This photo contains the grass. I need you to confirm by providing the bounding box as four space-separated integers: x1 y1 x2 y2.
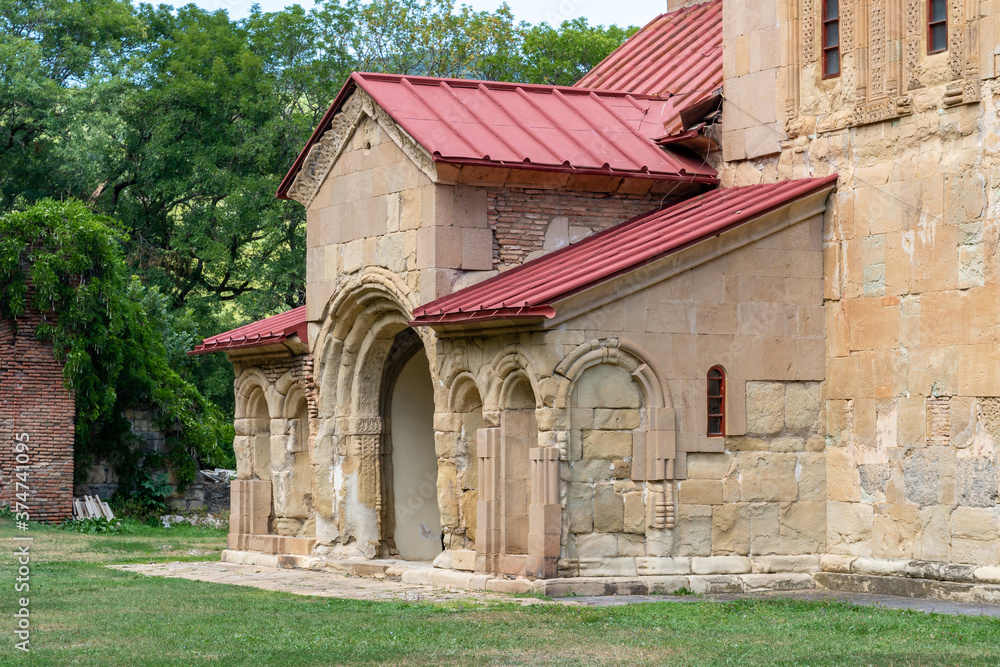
3 517 1000 665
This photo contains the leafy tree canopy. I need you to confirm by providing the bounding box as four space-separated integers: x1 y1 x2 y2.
0 0 636 479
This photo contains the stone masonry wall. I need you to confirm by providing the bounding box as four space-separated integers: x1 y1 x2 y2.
719 0 1000 570
432 207 829 577
0 298 74 522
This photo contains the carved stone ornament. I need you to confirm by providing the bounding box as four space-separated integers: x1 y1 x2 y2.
286 89 438 208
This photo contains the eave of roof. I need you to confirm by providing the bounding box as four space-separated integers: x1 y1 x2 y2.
276 72 718 200
188 306 308 356
410 175 839 328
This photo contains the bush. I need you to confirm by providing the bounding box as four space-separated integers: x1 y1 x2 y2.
60 517 126 534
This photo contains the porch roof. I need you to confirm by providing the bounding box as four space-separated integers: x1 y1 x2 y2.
188 306 307 356
277 72 719 200
410 175 839 328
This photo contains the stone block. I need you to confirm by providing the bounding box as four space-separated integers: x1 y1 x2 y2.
575 532 619 559
635 557 692 576
741 573 815 592
592 484 624 533
820 554 855 573
713 503 750 554
677 504 713 557
827 501 874 556
623 492 646 534
950 506 998 541
678 479 723 505
593 408 640 430
751 555 821 574
686 452 735 479
691 556 752 575
582 430 633 460
647 576 692 594
785 382 822 433
745 382 785 435
779 501 826 554
737 453 798 502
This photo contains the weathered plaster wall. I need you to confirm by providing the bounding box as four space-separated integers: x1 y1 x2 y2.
719 0 1000 570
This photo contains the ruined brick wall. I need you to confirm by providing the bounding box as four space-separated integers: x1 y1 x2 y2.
487 188 668 269
0 298 74 522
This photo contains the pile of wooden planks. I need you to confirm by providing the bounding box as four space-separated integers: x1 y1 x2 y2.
72 495 115 521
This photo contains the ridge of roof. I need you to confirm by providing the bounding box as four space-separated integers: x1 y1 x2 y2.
188 305 307 356
411 175 839 328
277 72 717 200
574 0 723 134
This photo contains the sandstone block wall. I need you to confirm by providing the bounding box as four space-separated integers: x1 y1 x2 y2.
718 0 1000 571
0 301 74 522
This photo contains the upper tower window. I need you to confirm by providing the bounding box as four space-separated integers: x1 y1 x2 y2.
928 0 948 54
822 0 840 78
707 367 725 437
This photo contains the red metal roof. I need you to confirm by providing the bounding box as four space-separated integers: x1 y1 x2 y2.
411 175 838 327
277 73 717 199
575 0 723 129
188 306 307 355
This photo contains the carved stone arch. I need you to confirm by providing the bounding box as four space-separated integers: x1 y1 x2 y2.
484 346 542 413
447 371 487 414
348 310 413 418
556 338 676 488
554 338 671 412
235 368 277 419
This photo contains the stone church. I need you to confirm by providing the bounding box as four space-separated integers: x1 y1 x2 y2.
193 0 1000 596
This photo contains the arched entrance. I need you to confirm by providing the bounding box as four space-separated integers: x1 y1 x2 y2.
387 346 442 560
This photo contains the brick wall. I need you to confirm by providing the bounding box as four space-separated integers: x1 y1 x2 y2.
487 188 670 268
0 293 75 522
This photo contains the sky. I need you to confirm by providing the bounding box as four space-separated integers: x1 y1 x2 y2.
152 0 669 28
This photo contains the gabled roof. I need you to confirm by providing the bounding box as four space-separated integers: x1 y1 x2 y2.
576 0 723 103
188 306 307 355
411 175 839 328
277 73 718 199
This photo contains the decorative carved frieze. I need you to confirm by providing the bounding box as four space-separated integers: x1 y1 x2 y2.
285 89 438 209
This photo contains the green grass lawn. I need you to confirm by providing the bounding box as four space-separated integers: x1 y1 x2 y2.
3 517 1000 666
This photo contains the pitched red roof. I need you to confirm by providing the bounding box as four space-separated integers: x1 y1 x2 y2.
188 306 307 355
576 0 723 103
277 73 717 199
411 176 838 327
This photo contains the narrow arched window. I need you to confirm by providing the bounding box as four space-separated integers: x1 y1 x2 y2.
928 0 948 54
707 367 725 437
822 0 840 78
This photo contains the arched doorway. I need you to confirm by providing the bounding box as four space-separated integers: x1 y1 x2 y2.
387 341 442 560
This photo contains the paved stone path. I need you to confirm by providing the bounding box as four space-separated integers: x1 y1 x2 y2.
112 561 1000 617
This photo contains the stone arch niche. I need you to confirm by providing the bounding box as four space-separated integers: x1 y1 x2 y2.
381 329 442 561
555 339 678 577
230 379 275 541
271 387 313 537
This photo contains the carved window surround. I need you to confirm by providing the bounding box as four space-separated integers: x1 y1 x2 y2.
786 0 980 135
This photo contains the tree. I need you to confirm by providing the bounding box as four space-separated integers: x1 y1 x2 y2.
0 199 233 488
520 18 635 86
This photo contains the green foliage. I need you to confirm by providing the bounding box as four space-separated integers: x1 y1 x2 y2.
60 516 126 534
0 0 634 473
0 199 231 486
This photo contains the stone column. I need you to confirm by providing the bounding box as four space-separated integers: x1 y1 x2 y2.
339 416 384 557
527 446 561 579
229 479 272 549
475 427 500 572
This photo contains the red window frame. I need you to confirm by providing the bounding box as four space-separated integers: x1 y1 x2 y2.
707 367 725 437
928 0 948 54
821 0 840 78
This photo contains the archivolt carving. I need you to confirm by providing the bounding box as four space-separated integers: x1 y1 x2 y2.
553 338 669 411
483 345 542 412
286 89 437 208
